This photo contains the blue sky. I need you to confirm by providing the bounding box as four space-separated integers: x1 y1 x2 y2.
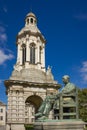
0 0 87 104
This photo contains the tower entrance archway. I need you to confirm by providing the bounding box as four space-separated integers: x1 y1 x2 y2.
25 95 43 123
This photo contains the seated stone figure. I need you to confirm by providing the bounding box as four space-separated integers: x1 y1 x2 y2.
35 75 77 120
35 92 56 120
53 75 76 110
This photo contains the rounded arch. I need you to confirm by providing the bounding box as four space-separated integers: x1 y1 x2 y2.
25 95 43 112
29 43 36 64
30 18 33 24
21 44 26 65
30 42 36 47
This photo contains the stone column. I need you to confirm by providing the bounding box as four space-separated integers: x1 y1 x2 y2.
20 44 23 65
35 46 37 65
17 91 25 123
7 90 12 123
25 37 29 68
37 45 40 66
17 43 20 63
41 45 45 72
11 90 17 122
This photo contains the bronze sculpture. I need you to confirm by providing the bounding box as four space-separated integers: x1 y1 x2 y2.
35 75 77 120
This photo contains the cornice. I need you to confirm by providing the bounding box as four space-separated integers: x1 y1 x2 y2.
4 79 61 89
16 31 46 44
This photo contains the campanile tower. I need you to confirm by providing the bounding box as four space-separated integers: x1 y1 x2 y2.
5 12 60 130
15 12 46 72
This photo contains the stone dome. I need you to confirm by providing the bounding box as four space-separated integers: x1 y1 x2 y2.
10 68 57 84
18 11 41 35
18 24 41 35
26 12 36 19
17 12 45 43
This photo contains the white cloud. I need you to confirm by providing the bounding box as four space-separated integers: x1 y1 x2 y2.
80 61 87 84
80 61 87 72
0 50 14 65
0 33 7 43
0 26 7 44
0 26 14 65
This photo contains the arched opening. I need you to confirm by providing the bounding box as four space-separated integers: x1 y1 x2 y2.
39 46 42 63
22 44 26 65
30 43 36 64
27 18 29 25
25 95 43 123
30 18 33 24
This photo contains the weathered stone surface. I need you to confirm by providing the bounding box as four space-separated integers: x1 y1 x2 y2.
34 120 85 130
6 124 25 130
12 124 25 130
10 68 57 84
0 126 6 130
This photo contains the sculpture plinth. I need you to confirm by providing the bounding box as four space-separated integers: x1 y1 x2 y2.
34 119 85 130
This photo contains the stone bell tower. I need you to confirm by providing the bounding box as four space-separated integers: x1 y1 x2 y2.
15 12 46 72
5 12 61 130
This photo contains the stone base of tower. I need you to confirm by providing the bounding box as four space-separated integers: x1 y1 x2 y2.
6 123 25 130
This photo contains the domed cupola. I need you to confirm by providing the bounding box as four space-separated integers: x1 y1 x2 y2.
25 12 37 27
14 12 46 73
